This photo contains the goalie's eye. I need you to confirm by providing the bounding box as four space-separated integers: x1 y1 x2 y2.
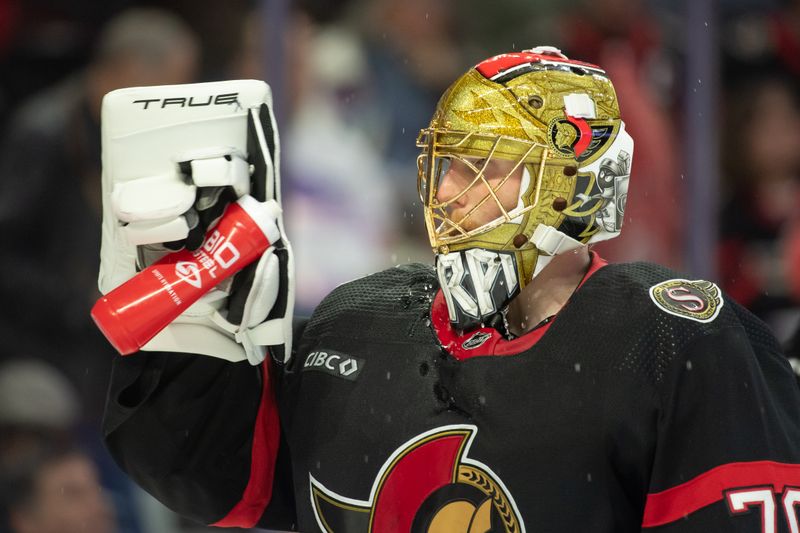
437 157 451 175
462 158 486 173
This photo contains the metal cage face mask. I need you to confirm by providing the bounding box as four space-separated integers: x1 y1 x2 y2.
416 129 551 252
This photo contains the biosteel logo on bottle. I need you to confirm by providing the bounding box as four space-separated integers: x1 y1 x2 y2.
92 195 281 355
175 261 203 289
172 226 243 291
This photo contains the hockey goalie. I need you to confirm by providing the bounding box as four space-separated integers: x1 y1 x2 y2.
98 48 800 532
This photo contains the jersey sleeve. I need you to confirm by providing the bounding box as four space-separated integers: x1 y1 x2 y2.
641 325 800 532
102 350 296 529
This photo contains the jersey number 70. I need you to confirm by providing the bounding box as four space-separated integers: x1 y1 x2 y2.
726 487 800 533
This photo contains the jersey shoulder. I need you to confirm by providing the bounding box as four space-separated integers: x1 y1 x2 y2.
589 261 771 337
303 263 438 342
565 261 783 382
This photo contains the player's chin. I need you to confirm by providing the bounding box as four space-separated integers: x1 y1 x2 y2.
441 209 498 237
460 213 500 232
442 220 479 238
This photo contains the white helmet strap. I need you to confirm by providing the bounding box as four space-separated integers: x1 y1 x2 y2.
529 224 586 276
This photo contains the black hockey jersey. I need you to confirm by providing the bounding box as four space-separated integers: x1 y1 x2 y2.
103 258 800 532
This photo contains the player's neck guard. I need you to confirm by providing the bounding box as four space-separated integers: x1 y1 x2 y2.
436 247 521 331
436 226 588 331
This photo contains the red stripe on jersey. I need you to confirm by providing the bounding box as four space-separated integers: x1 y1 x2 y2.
212 360 281 528
641 461 800 528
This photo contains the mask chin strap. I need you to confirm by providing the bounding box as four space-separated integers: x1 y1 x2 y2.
530 224 586 276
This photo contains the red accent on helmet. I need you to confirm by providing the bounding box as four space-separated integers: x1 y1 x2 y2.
566 114 593 156
475 52 603 80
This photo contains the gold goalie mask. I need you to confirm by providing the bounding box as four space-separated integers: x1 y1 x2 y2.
417 46 634 330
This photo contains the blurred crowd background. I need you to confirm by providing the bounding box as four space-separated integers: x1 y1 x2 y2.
0 0 799 531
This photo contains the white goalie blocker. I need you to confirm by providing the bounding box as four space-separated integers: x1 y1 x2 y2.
99 80 295 364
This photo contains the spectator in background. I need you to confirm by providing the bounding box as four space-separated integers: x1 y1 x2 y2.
0 359 79 464
282 27 398 311
723 0 800 79
233 3 404 311
772 0 800 76
0 358 145 533
556 0 683 269
0 8 199 420
786 215 800 307
0 444 116 533
786 218 800 372
718 71 800 344
357 0 465 249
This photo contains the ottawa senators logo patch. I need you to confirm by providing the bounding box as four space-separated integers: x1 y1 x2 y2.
649 278 724 323
310 425 525 532
547 117 617 163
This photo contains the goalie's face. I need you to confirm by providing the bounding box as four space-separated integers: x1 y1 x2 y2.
417 131 538 253
434 155 524 233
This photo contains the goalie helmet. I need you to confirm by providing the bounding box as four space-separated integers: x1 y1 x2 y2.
417 46 634 329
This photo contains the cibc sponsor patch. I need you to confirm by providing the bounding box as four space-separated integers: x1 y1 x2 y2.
302 350 364 381
649 278 724 323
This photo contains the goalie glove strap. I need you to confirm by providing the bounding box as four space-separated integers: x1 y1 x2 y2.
143 322 248 363
112 173 196 223
182 147 251 198
122 217 191 246
140 308 288 364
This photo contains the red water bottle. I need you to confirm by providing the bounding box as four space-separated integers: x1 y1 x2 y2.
92 195 280 355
